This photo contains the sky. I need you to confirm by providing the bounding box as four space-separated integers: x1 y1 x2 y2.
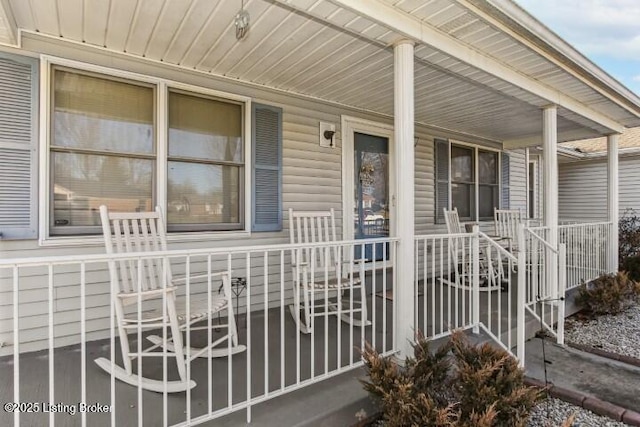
515 0 640 96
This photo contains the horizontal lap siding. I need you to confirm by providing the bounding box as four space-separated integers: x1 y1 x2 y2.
415 131 435 235
506 149 527 213
559 160 607 222
559 156 640 222
0 39 529 355
0 74 350 355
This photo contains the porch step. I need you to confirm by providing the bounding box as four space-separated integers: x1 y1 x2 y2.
210 368 374 427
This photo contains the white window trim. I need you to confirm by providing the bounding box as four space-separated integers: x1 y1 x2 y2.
38 55 252 247
447 139 503 221
526 149 540 220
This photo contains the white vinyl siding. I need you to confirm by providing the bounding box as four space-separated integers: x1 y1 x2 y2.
0 39 528 355
505 149 527 214
559 155 640 222
0 100 348 355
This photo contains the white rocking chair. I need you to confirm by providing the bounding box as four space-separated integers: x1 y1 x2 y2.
288 208 371 334
94 205 245 393
494 208 523 252
442 207 502 292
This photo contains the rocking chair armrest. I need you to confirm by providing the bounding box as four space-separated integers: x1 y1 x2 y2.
340 258 368 268
117 287 176 299
171 270 231 284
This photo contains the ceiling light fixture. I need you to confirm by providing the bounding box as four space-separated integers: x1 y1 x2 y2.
235 0 250 41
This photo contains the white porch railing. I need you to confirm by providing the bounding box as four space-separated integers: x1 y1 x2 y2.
414 230 520 359
559 222 612 289
520 226 567 353
529 222 612 290
0 238 398 427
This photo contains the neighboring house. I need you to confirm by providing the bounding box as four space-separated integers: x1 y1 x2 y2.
558 127 640 222
0 0 639 425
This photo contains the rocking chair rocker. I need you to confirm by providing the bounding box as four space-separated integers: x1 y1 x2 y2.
94 205 245 393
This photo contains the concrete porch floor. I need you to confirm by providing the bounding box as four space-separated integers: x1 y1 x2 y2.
0 271 554 427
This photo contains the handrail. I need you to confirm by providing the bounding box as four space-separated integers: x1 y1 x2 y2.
477 231 517 262
414 232 473 240
524 227 559 254
0 237 400 268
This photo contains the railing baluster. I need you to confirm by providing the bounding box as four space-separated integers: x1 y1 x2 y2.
80 262 87 427
264 251 269 397
245 253 251 422
280 250 285 393
48 264 55 427
13 266 20 427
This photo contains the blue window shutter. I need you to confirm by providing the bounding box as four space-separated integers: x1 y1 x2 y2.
501 152 510 209
252 103 282 232
435 139 449 224
0 53 38 240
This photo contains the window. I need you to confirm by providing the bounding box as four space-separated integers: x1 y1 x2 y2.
51 68 155 235
528 160 537 219
451 145 475 220
48 65 248 237
435 140 506 223
167 90 243 231
478 150 498 219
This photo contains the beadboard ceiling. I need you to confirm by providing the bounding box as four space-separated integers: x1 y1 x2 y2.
1 0 639 144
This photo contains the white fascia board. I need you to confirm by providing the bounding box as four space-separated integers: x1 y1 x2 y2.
486 0 640 110
503 129 602 150
319 0 625 133
558 146 640 161
0 0 17 46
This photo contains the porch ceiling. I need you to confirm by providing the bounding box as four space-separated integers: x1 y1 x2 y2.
2 0 639 144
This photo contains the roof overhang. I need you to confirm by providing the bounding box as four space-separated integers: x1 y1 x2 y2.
1 0 638 145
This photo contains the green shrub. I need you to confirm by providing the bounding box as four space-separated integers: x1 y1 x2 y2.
619 209 640 268
622 255 640 282
361 334 458 427
450 333 540 427
361 331 540 427
576 271 640 315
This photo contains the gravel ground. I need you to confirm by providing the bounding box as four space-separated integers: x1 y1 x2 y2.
371 398 629 426
565 305 640 360
527 398 629 426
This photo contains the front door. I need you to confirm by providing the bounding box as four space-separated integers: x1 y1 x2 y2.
354 132 389 261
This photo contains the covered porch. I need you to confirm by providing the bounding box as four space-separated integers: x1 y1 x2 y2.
1 0 640 426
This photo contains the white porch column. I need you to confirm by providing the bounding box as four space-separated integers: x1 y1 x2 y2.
542 106 558 298
607 134 619 272
393 39 415 360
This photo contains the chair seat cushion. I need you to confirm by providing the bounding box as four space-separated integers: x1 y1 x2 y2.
123 295 229 323
309 276 362 290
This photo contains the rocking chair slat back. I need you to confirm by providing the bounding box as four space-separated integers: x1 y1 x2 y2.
100 205 172 297
443 207 464 234
494 209 522 240
289 208 338 270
